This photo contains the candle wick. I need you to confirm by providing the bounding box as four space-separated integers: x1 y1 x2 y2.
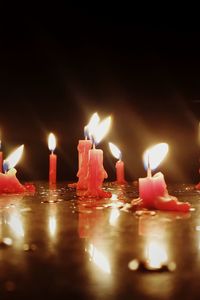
93 143 96 149
147 153 152 177
51 150 54 155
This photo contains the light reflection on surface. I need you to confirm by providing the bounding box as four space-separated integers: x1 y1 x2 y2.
88 244 111 274
49 215 57 237
139 215 169 269
111 193 118 201
145 240 168 269
8 211 24 238
109 208 120 226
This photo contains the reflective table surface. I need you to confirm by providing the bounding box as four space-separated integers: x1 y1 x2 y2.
0 182 199 300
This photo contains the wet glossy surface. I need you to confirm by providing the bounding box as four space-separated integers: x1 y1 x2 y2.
0 182 199 299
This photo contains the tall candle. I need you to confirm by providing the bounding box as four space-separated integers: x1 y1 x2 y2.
77 139 92 189
48 133 57 185
139 143 190 212
85 116 112 198
109 142 126 184
76 113 99 190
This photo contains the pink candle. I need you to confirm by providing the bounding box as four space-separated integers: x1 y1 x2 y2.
2 145 35 194
139 143 190 212
48 133 57 185
85 116 112 198
75 113 99 190
86 147 111 198
77 139 92 189
109 142 126 184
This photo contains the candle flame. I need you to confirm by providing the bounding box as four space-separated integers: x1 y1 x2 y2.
85 112 100 139
143 143 169 171
109 142 122 160
4 145 24 170
92 116 111 145
48 133 56 152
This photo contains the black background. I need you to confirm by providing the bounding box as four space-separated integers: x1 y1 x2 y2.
0 9 199 183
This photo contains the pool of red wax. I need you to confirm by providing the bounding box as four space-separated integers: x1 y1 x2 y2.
0 171 35 194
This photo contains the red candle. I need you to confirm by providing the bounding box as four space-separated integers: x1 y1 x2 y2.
86 147 111 198
116 160 126 184
139 143 190 212
85 116 112 198
48 133 57 185
109 142 126 184
74 113 99 190
1 145 35 194
77 139 92 189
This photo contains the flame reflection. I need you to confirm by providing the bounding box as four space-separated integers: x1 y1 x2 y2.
49 215 57 237
145 240 168 269
109 208 120 226
8 211 24 238
88 244 111 274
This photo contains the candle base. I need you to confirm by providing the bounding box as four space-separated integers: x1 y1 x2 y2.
0 169 35 194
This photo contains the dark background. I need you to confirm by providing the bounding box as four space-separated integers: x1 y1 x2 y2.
0 10 199 183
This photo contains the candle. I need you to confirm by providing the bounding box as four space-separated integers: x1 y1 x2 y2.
48 133 57 185
0 138 3 173
1 145 35 194
76 113 99 190
85 116 112 198
109 142 126 184
139 143 190 212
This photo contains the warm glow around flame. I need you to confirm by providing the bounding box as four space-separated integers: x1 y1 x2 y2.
4 145 24 170
88 244 111 274
48 133 56 152
93 116 111 145
143 143 169 170
109 142 121 160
